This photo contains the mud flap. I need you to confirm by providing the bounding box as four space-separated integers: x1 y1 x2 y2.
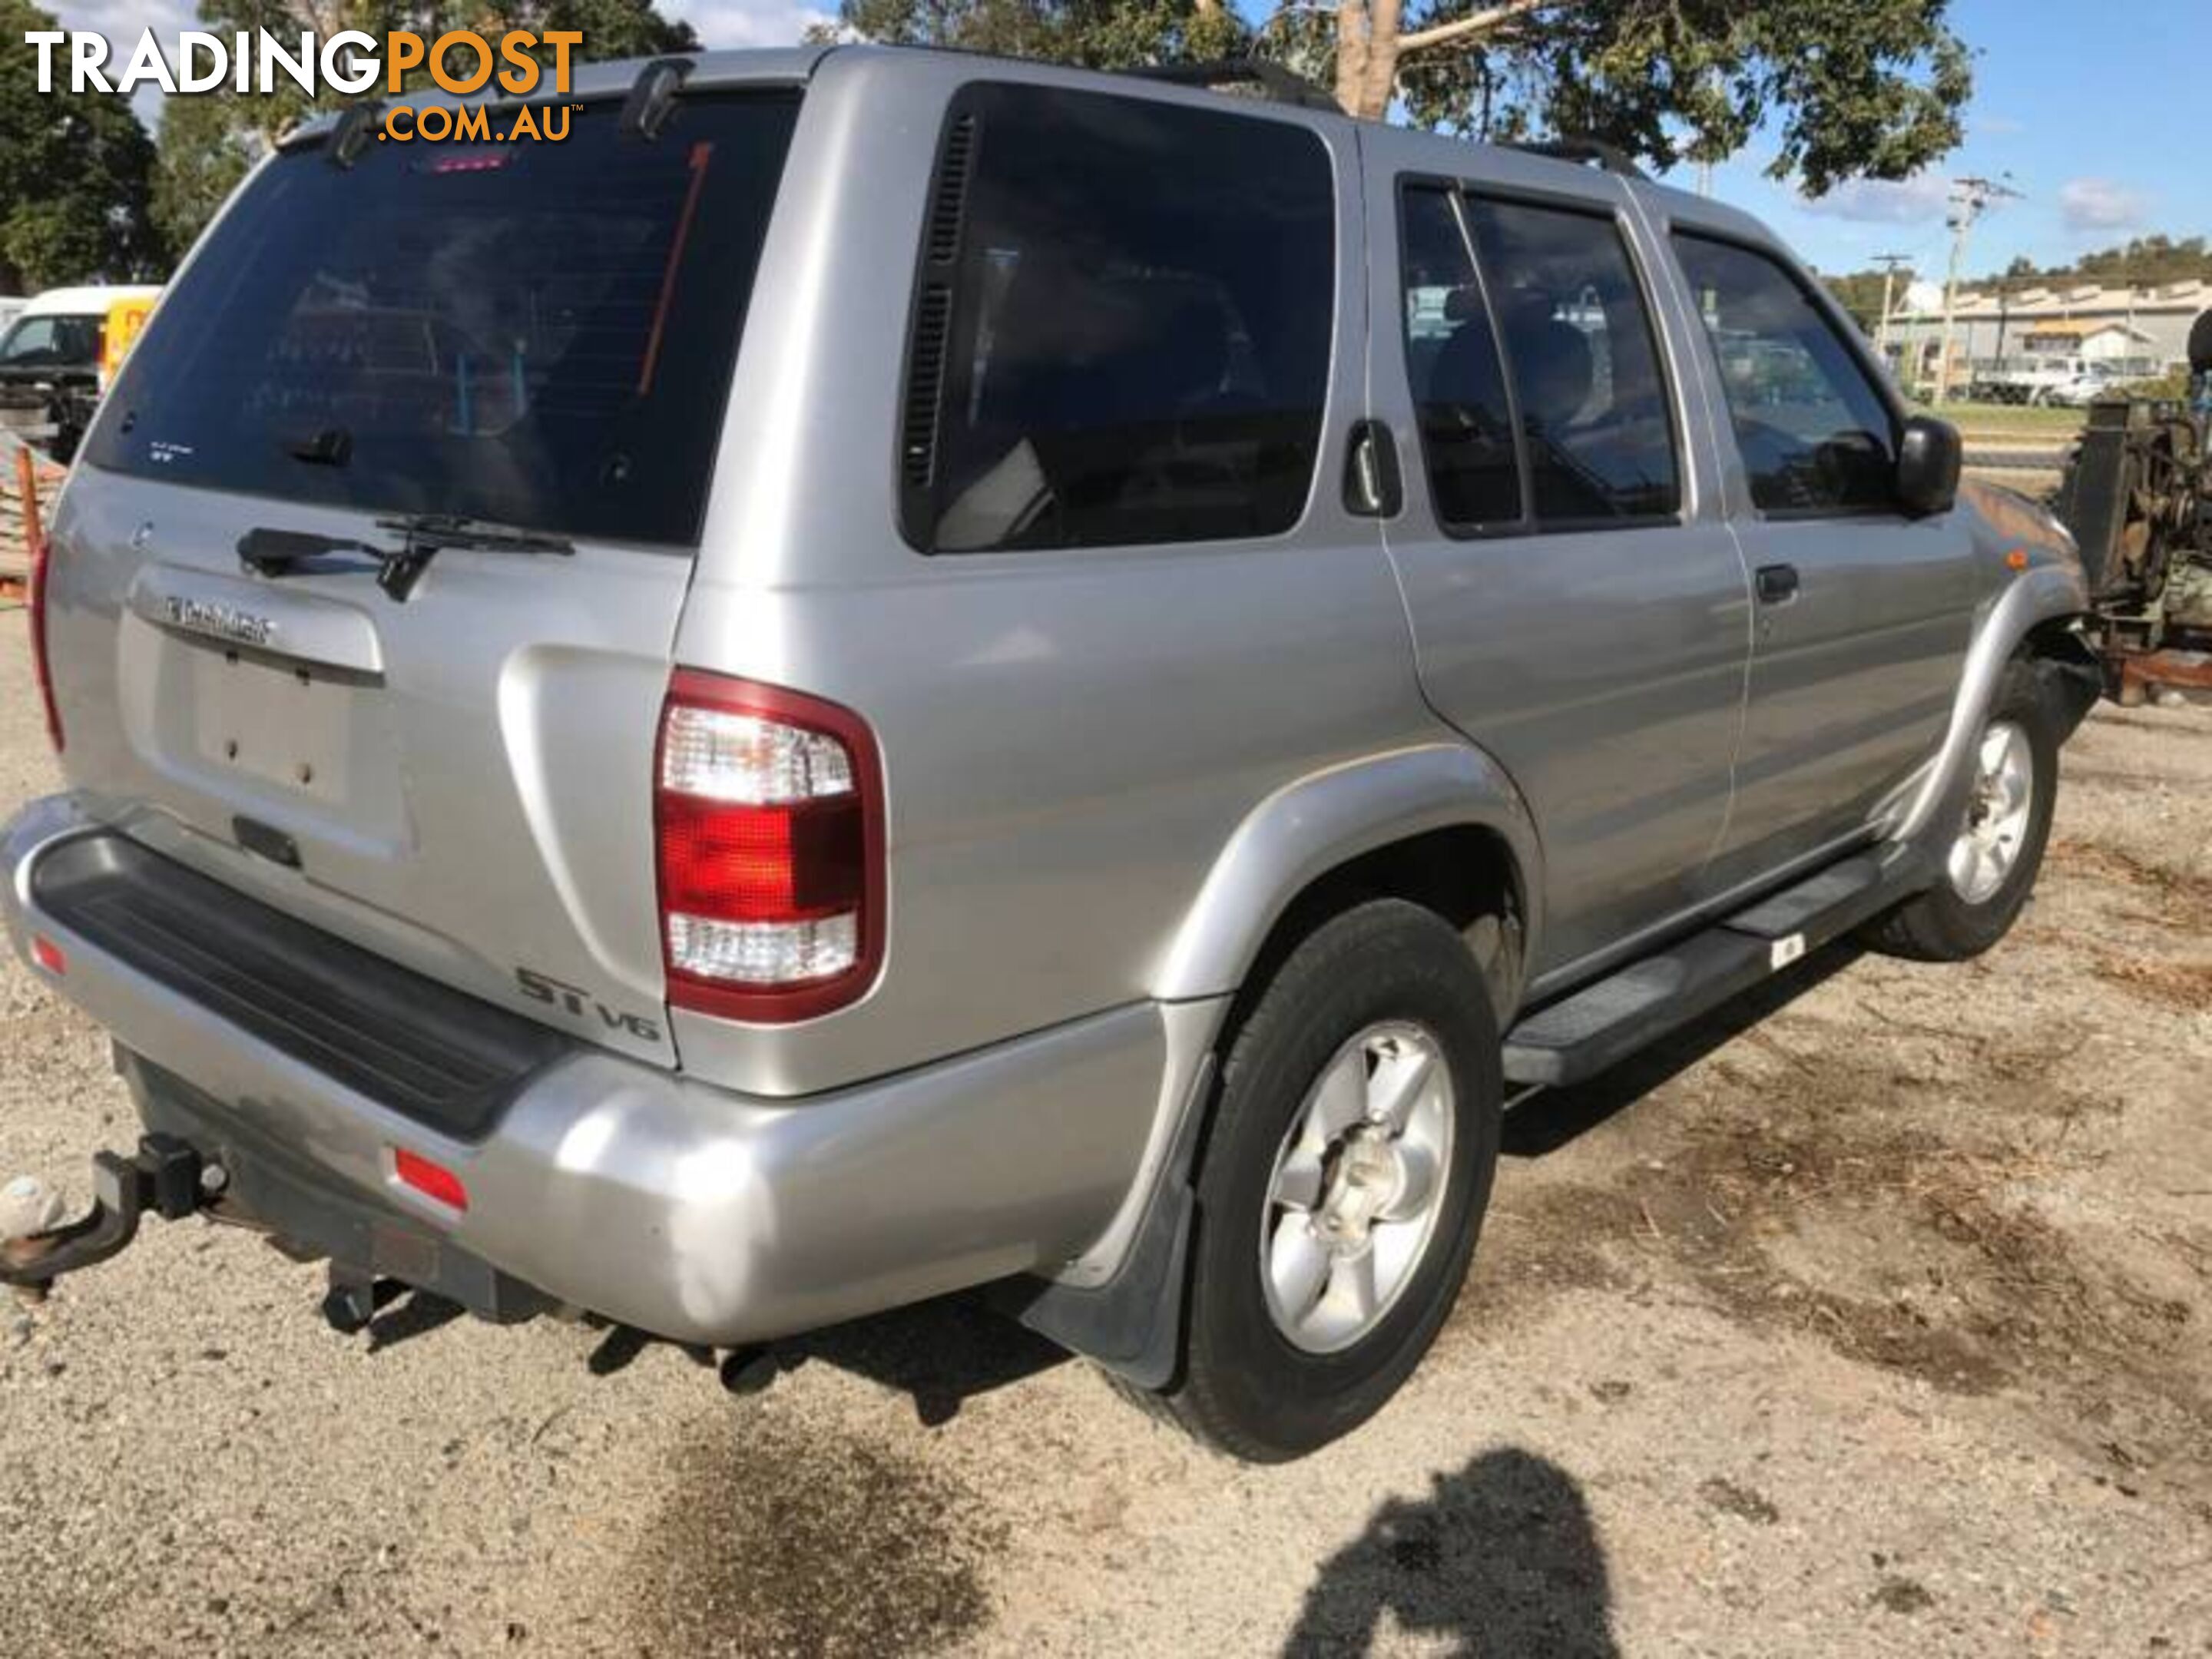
1002 1055 1216 1391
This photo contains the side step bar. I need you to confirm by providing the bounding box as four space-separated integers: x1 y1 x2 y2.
1502 846 1933 1087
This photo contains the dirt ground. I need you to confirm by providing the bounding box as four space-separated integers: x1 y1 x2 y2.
0 622 2207 1657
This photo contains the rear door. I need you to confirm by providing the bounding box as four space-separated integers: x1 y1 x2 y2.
45 90 804 1066
1362 137 1753 980
1662 230 1978 882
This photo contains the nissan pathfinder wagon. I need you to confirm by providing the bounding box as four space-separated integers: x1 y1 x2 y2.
2 48 2097 1460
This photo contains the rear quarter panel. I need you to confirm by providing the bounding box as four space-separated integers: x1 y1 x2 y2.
671 52 1448 1094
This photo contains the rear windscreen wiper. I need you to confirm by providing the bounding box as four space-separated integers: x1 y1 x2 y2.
373 514 575 555
371 515 575 601
284 426 353 466
238 525 391 578
240 516 573 603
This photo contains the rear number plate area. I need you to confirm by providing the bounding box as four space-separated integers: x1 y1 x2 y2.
189 648 354 804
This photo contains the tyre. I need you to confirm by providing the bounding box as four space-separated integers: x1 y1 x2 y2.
1153 899 1502 1462
1864 659 2059 962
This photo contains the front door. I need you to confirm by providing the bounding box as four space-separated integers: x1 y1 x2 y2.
1662 230 1979 883
1363 138 1755 982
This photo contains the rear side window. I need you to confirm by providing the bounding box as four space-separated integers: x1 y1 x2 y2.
1398 187 1520 528
902 84 1336 554
1671 233 1900 515
1462 197 1682 525
86 94 800 545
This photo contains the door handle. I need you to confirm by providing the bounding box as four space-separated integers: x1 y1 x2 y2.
1754 563 1800 605
1343 419 1403 518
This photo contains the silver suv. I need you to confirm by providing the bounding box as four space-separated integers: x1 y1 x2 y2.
2 48 2098 1460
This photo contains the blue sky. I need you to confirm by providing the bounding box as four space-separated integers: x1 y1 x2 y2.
47 0 2207 280
1687 0 2208 279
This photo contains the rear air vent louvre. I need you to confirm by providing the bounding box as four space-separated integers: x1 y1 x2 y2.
926 115 977 267
900 108 980 530
901 283 953 488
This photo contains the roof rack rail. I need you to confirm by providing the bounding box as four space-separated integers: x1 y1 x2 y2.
1124 58 1342 113
1504 138 1648 180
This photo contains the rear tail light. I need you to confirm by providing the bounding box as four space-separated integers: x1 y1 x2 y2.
654 671 885 1022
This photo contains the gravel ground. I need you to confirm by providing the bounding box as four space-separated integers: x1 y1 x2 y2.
1 621 2207 1657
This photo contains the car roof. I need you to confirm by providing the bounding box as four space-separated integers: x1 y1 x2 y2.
19 284 163 316
270 44 1805 259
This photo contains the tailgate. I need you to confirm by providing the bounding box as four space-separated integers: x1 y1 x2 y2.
42 91 803 1065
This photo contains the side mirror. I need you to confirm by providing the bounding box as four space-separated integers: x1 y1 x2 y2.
1897 415 1962 518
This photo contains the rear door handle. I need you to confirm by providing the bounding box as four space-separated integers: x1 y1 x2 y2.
1754 563 1800 605
1343 419 1403 518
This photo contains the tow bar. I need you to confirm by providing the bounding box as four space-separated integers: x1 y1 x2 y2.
0 1134 211 1300
4 1130 782 1390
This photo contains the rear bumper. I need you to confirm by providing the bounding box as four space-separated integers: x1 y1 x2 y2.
3 793 1167 1346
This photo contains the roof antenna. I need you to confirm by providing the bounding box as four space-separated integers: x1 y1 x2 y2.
621 58 694 141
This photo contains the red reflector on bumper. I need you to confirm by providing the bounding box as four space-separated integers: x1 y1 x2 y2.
30 935 65 975
393 1148 468 1212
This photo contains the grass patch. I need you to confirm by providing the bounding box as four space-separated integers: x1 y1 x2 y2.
1910 400 2087 439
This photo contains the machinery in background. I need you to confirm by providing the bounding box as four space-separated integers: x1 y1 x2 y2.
2055 310 2212 706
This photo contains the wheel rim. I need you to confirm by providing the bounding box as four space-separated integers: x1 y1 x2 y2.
1260 1022 1455 1355
1946 719 2035 904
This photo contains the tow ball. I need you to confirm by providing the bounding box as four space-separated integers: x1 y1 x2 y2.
0 1134 213 1300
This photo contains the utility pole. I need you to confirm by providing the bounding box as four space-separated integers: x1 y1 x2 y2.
1933 175 2024 405
1873 252 1912 366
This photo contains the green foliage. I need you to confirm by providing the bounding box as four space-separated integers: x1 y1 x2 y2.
813 0 1246 70
152 0 700 258
0 0 167 290
825 0 1970 194
2118 366 2192 402
1389 0 1970 194
2001 237 2212 290
1824 266 1919 334
151 84 260 260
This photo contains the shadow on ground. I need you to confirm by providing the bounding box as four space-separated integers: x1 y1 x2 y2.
578 1290 1072 1426
1285 1448 1615 1657
783 1293 1071 1425
584 942 1874 1429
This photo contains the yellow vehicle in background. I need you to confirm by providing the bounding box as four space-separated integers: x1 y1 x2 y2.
99 292 157 390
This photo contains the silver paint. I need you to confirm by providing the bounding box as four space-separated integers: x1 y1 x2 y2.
5 48 2096 1336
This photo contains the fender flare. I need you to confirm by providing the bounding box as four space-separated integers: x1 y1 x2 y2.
1021 743 1542 1381
1893 562 2091 846
1149 741 1546 1003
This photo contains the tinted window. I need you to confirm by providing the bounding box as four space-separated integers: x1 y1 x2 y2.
1399 187 1520 528
85 95 800 545
1463 198 1681 524
909 85 1334 553
1672 234 1899 515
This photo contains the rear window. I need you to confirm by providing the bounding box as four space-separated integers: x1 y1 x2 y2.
902 83 1336 554
87 94 800 545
